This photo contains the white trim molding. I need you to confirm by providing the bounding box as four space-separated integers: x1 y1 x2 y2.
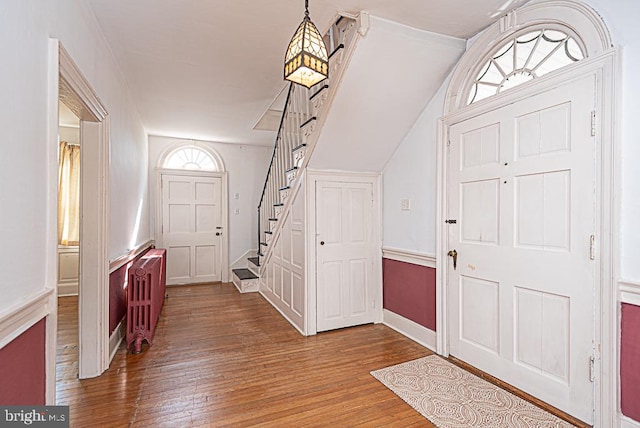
382 247 436 268
621 415 640 428
108 318 126 363
109 240 156 273
0 289 54 350
47 39 112 399
383 309 437 352
620 279 640 307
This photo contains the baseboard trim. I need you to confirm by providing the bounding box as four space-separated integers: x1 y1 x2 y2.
382 247 436 268
621 415 640 428
57 283 78 297
109 317 126 362
383 309 437 352
0 288 53 349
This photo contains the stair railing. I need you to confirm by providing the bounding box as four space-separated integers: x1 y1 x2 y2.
257 14 359 261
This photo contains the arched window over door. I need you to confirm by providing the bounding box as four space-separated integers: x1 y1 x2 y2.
467 27 585 105
162 146 222 171
444 0 612 113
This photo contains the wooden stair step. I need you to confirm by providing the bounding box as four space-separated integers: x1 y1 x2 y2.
232 268 258 281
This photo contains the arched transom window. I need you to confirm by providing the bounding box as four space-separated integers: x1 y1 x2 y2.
467 28 585 105
163 146 219 171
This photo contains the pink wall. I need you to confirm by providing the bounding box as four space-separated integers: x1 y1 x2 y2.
382 258 436 331
621 303 640 422
0 319 46 405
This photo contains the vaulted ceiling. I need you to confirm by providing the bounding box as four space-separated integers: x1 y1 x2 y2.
88 0 527 146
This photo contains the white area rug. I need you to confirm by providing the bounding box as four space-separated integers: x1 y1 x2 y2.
371 355 575 428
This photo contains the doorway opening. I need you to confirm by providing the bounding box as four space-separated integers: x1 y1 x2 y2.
48 41 110 402
56 100 81 389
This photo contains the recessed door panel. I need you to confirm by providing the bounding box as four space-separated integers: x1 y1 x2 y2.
460 275 500 354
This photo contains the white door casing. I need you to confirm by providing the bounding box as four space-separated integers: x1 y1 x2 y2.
160 172 226 285
316 179 377 332
447 75 596 422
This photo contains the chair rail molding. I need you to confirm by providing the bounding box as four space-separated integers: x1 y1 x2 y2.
620 279 640 307
382 247 436 268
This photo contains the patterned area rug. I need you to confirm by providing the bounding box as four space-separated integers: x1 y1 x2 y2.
371 355 575 428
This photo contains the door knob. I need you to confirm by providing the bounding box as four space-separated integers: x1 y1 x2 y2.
320 241 325 245
216 232 221 236
447 249 457 270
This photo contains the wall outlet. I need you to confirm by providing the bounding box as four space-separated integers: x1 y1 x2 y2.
234 208 240 215
401 198 411 211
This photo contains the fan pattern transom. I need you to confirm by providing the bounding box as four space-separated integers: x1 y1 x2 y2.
467 28 585 105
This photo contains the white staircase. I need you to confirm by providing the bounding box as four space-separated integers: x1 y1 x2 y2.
247 13 363 279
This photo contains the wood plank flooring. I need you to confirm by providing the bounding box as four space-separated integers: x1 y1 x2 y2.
56 283 434 427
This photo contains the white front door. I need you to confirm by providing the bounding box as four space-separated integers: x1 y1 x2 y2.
447 76 596 423
316 180 376 332
161 174 223 285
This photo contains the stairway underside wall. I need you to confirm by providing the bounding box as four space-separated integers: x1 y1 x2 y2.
260 180 306 333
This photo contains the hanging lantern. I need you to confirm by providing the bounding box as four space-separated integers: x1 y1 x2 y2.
284 0 329 88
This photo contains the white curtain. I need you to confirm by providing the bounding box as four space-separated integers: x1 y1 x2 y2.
58 141 80 246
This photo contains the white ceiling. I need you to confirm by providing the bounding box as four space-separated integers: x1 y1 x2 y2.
87 0 528 146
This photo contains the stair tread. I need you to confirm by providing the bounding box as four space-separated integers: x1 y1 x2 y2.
248 257 260 267
232 268 258 280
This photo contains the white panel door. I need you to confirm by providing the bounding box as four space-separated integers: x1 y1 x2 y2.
161 174 222 285
447 76 596 423
316 181 375 332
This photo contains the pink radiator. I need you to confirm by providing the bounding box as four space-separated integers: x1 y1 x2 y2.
126 248 166 353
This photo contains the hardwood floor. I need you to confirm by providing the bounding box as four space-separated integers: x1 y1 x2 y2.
56 283 434 427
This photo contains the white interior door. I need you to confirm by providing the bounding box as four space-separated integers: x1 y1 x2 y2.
161 174 222 285
316 180 376 332
447 76 597 423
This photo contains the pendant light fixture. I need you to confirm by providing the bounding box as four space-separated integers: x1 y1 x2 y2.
284 0 329 88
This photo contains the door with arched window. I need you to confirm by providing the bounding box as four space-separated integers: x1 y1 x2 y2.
439 1 616 424
158 146 228 285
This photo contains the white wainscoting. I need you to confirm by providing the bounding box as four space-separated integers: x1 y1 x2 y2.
57 245 79 296
383 309 437 352
382 246 436 268
260 182 305 334
620 279 640 307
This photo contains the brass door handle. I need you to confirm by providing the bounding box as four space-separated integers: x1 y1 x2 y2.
447 249 457 270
